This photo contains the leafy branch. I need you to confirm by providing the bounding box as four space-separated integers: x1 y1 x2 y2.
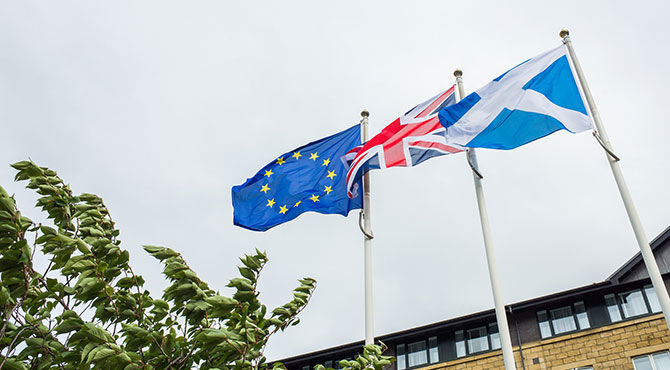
0 161 317 369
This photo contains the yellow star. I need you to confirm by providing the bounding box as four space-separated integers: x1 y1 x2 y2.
326 170 337 180
260 184 270 194
264 169 273 177
293 200 301 207
323 185 332 195
279 205 288 214
309 152 319 161
292 151 302 160
276 157 286 165
322 158 330 166
309 194 320 202
266 198 275 208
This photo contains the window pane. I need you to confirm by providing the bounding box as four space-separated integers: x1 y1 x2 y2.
605 294 622 322
645 286 662 313
455 330 466 357
575 312 590 330
467 327 489 354
407 341 427 367
489 323 501 350
428 337 439 363
573 367 594 370
619 290 649 318
537 310 552 338
633 356 653 370
574 302 590 330
396 344 406 370
550 306 577 334
652 351 670 369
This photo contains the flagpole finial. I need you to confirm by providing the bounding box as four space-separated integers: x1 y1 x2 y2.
454 69 463 78
559 29 570 38
361 110 370 118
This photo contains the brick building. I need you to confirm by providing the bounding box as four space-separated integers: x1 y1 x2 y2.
278 226 670 369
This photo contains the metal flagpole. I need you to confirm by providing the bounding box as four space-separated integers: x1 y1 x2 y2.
454 70 517 370
561 29 670 330
360 110 375 345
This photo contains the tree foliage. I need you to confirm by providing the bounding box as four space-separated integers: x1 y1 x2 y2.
0 161 317 369
315 343 393 370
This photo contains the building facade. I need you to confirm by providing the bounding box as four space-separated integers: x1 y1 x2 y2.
278 226 670 370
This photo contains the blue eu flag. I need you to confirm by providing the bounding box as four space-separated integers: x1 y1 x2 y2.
232 125 363 231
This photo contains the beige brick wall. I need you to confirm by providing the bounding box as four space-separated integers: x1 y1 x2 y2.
421 314 670 370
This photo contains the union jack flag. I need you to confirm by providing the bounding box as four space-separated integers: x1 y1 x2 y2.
346 86 463 197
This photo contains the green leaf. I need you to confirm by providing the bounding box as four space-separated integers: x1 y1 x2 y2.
1 357 27 370
227 278 253 291
87 345 115 363
17 240 31 263
54 318 83 334
238 267 256 281
115 277 135 289
143 245 180 260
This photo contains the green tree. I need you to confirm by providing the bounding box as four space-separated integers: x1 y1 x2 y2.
315 343 393 370
0 161 316 369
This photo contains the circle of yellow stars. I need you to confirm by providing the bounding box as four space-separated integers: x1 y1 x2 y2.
259 150 338 216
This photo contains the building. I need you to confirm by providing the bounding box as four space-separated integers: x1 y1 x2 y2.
278 226 670 369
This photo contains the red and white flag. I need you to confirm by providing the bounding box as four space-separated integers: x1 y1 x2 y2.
345 86 463 197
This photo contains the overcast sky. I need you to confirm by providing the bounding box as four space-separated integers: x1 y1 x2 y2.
1 0 669 361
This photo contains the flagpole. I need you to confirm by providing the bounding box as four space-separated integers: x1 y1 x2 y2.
561 29 670 330
360 110 375 345
454 71 516 370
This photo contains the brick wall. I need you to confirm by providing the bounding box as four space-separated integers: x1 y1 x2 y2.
421 314 670 369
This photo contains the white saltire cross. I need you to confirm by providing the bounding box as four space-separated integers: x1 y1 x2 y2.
445 45 592 146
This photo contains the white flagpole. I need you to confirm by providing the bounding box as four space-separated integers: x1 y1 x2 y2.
454 71 517 370
561 29 670 329
360 110 375 345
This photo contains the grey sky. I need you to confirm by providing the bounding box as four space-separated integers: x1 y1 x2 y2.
1 0 668 361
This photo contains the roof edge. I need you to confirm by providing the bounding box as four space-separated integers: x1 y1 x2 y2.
607 225 670 283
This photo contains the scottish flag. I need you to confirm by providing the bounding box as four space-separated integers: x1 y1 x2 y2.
438 45 592 149
232 125 363 232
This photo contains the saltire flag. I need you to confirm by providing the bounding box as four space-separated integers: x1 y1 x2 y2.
345 86 463 197
438 45 592 150
232 125 363 231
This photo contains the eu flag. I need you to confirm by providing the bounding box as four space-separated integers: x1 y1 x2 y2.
232 125 363 231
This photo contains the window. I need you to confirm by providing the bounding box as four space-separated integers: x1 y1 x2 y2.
396 344 406 370
646 286 662 313
428 336 439 364
455 330 466 358
633 350 670 370
396 337 438 369
537 301 590 338
489 323 501 350
574 302 590 330
467 326 489 353
407 341 427 367
605 285 662 322
606 294 622 322
621 290 648 317
550 306 577 334
571 367 594 370
455 323 500 357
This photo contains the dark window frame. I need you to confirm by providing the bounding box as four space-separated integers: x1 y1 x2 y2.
536 301 590 339
606 284 660 323
454 322 501 358
395 336 439 369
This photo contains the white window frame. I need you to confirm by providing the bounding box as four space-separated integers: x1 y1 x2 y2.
632 350 670 370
